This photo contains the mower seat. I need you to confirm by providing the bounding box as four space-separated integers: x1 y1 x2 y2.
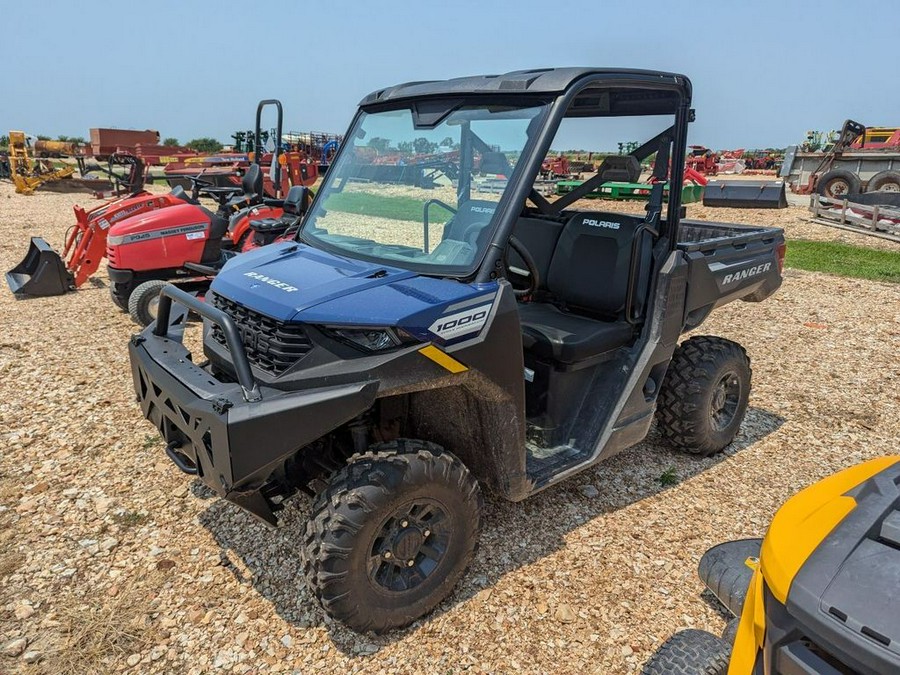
241 164 262 200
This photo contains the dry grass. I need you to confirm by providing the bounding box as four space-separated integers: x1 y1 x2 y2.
35 581 160 675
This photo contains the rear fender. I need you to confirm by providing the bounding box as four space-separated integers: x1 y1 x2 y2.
227 204 283 248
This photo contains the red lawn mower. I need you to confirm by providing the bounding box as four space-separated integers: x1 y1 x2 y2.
115 176 311 326
107 100 312 326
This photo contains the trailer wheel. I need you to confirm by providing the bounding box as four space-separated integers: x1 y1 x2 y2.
867 170 900 193
301 439 483 633
128 279 169 327
656 336 751 456
641 629 729 675
816 169 860 198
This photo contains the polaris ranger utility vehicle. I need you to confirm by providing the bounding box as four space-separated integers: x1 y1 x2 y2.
129 68 786 633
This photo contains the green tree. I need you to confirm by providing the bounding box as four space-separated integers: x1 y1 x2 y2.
69 137 86 146
397 140 414 154
36 135 51 141
367 137 392 153
185 137 223 153
162 137 179 147
412 137 437 155
0 135 9 148
56 135 70 142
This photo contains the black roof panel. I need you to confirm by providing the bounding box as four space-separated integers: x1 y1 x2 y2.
359 68 691 107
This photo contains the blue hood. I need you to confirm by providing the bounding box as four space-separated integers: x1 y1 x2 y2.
211 243 498 340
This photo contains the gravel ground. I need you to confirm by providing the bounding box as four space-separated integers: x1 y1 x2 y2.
1 181 898 674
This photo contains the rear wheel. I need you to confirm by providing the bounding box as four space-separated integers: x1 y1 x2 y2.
301 439 482 633
128 279 169 327
656 336 751 456
867 170 900 193
641 629 729 675
816 169 860 198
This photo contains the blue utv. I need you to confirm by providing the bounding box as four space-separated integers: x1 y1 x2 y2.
129 68 786 632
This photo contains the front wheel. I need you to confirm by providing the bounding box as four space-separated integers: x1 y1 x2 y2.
656 336 751 456
128 279 169 327
641 629 729 675
301 439 483 633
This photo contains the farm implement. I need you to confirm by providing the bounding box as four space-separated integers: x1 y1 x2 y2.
555 168 708 204
6 131 76 195
6 100 303 301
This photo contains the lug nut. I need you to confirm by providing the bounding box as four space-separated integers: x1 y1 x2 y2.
400 520 409 528
407 560 415 567
423 530 431 537
384 551 392 559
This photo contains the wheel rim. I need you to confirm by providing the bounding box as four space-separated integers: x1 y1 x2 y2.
878 182 900 193
367 499 450 593
710 371 741 432
828 179 849 196
147 294 160 320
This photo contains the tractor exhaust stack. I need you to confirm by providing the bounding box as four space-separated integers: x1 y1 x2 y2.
6 237 75 297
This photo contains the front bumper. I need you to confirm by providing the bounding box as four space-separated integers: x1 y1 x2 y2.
128 286 378 525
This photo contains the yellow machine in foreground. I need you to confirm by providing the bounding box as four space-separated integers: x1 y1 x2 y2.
644 456 900 675
7 130 76 194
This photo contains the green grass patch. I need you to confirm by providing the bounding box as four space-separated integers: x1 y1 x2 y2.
785 240 900 283
658 467 680 487
323 191 452 224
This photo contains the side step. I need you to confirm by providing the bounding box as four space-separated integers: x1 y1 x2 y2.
6 237 75 297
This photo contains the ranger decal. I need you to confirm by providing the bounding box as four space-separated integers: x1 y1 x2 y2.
723 262 771 285
243 271 299 293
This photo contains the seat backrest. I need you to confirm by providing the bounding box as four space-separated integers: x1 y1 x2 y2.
282 185 307 216
441 199 498 245
545 211 645 318
242 164 262 196
509 216 564 291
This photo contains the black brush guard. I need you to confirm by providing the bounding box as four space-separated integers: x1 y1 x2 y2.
129 285 377 525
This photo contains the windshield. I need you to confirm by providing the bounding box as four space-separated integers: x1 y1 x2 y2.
299 102 547 275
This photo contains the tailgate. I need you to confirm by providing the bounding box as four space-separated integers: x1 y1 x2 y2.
677 220 785 330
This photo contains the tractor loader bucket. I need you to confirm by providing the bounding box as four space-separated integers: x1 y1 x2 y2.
6 237 75 297
702 180 788 209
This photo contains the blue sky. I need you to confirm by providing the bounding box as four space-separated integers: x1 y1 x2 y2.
4 0 897 151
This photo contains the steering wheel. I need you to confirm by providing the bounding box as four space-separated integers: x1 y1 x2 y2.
504 236 539 297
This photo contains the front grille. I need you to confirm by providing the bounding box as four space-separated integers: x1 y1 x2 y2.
209 293 312 375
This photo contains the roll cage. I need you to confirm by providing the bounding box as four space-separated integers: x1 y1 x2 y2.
347 68 693 284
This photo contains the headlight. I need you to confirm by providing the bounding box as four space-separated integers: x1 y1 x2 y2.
327 327 416 353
